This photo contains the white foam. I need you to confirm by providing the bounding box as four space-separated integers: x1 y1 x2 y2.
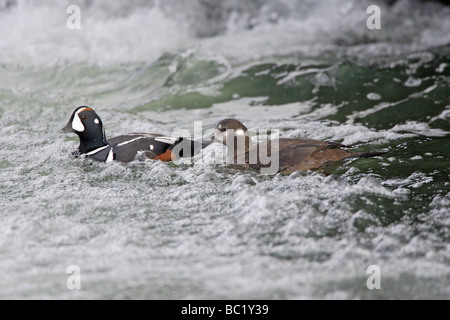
0 1 190 66
1 0 450 66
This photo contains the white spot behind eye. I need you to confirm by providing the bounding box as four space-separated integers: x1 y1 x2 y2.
150 145 154 150
94 118 99 124
235 129 245 136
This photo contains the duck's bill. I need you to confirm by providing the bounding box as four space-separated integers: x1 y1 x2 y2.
60 121 73 133
213 129 224 143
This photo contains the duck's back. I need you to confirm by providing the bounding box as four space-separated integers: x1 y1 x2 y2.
108 133 208 162
108 133 178 162
246 138 353 173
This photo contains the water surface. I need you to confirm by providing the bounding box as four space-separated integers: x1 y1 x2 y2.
0 0 449 299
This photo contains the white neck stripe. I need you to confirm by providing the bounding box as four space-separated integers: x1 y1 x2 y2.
85 145 109 156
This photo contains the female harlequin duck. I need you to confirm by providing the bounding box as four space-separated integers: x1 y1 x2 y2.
213 118 385 174
61 106 207 162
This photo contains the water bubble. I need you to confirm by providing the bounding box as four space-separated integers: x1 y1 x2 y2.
404 77 422 87
366 92 381 101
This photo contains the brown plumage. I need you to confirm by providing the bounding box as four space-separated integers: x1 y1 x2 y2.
213 118 385 174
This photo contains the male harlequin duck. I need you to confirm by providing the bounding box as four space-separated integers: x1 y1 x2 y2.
213 118 385 174
61 106 207 162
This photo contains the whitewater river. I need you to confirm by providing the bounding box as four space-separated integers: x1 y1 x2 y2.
0 0 449 299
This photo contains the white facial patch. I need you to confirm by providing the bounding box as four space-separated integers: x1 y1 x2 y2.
72 108 89 132
94 118 100 124
235 129 245 136
214 129 224 143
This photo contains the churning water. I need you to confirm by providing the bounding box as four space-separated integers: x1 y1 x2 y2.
0 0 449 299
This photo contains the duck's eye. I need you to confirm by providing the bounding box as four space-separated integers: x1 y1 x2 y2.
80 115 87 120
221 127 227 132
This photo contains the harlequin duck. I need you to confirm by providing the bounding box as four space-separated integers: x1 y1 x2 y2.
213 118 385 174
61 106 207 162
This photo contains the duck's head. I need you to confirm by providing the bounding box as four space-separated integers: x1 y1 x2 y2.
214 118 249 146
61 106 103 134
61 107 107 149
